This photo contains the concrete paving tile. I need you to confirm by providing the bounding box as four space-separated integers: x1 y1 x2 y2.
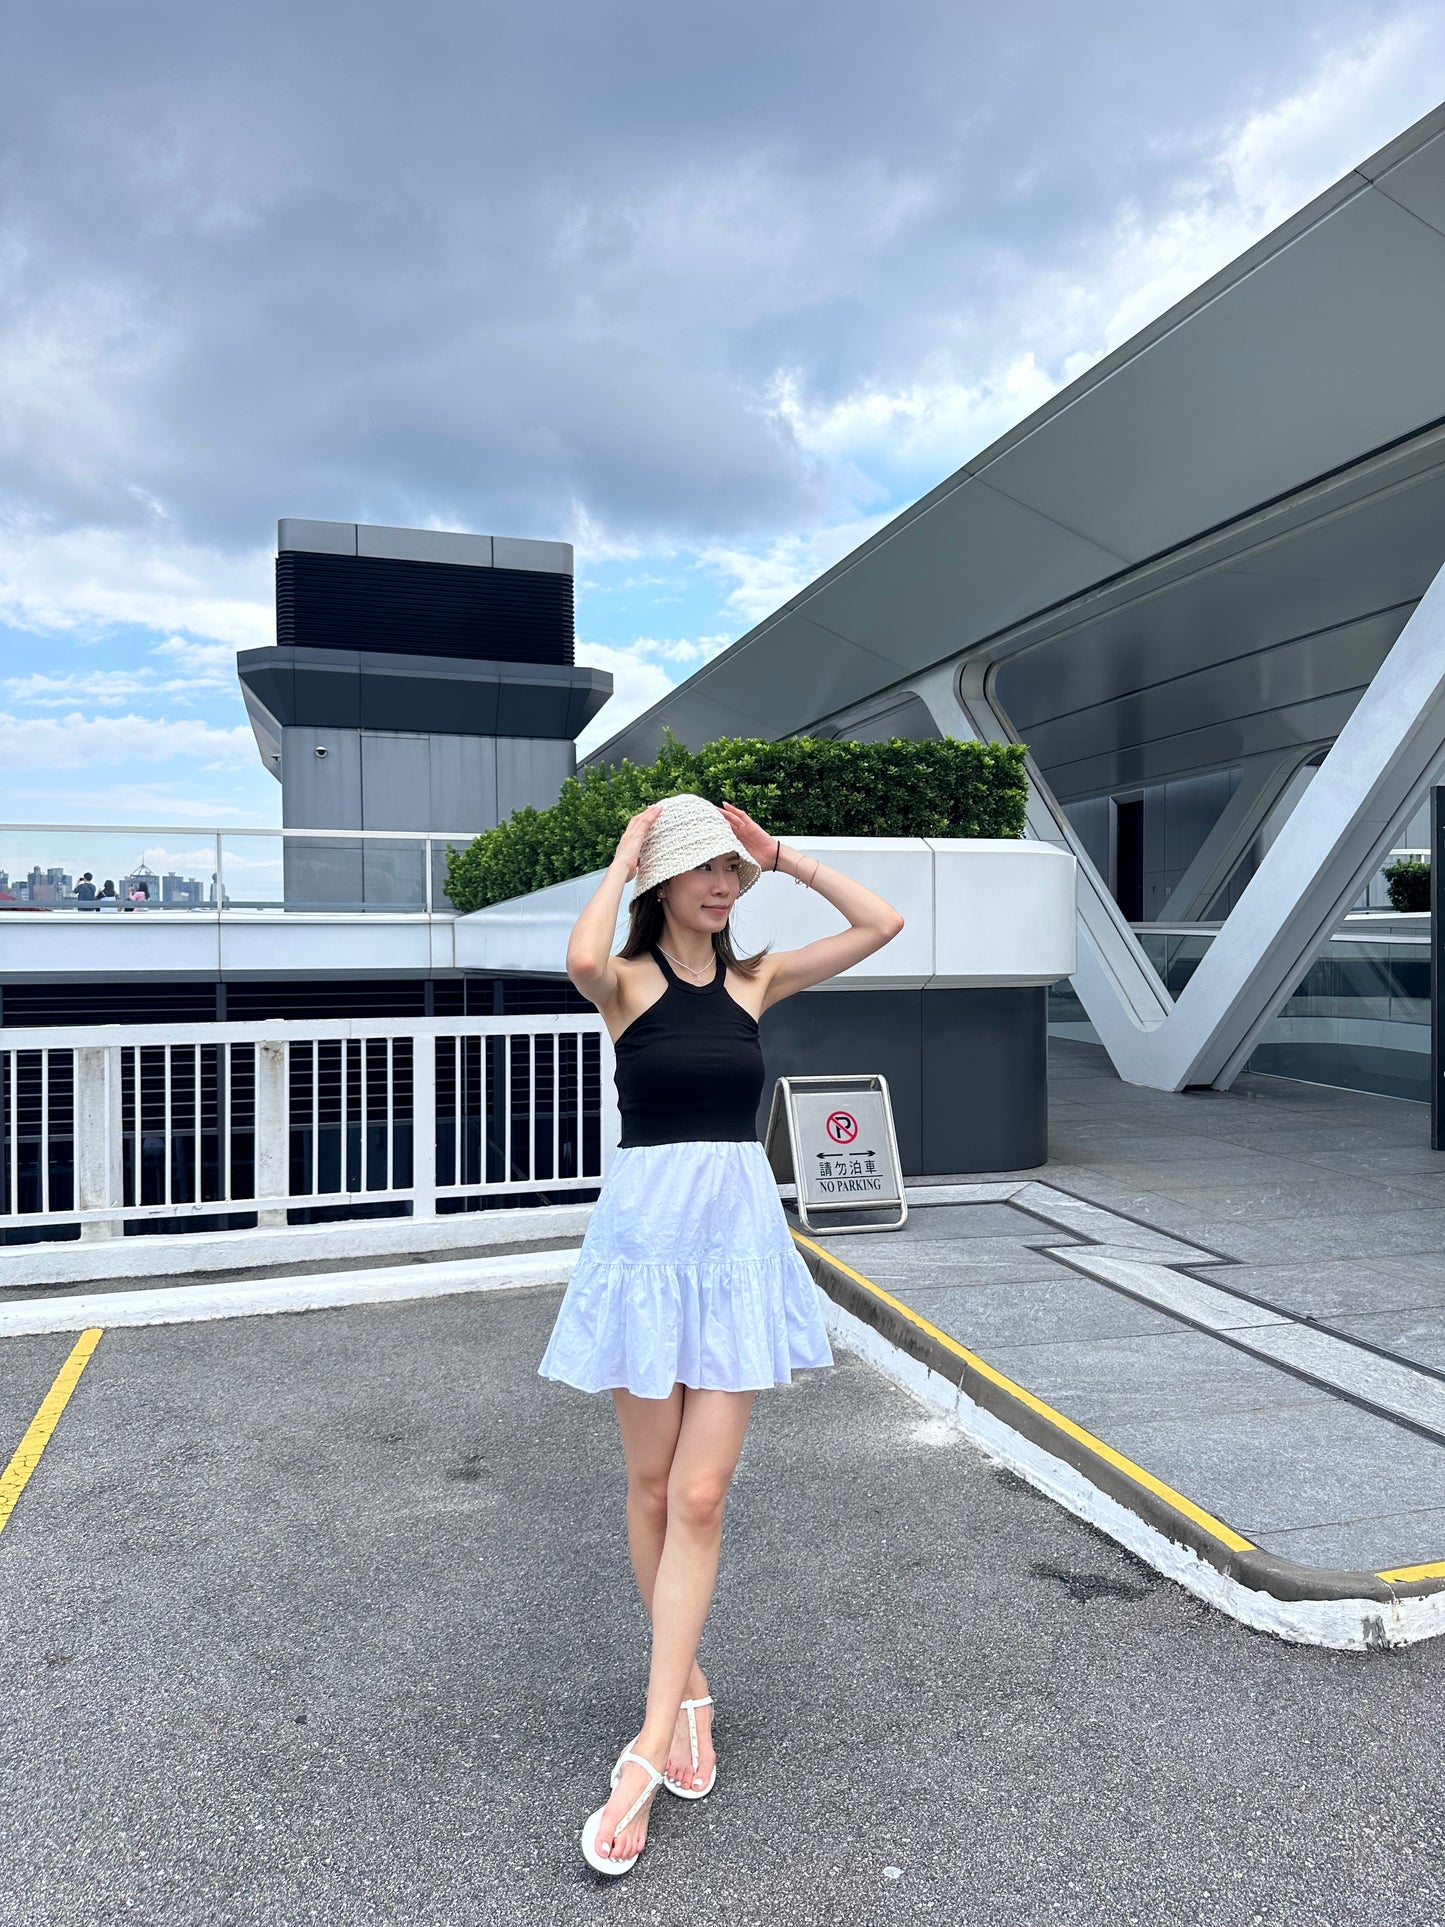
1344 1167 1445 1205
1288 1144 1445 1178
897 1202 1053 1240
1234 1077 1421 1124
1032 1181 1203 1222
1177 1114 1420 1151
904 1182 1026 1205
1083 1233 1223 1264
1046 1130 1250 1163
817 1233 1078 1270
1356 1251 1445 1288
1240 1323 1445 1436
825 1242 1081 1291
1104 1400 1445 1542
1012 1184 1199 1248
1328 1309 1445 1373
978 1329 1335 1430
1257 1507 1445 1574
1052 1250 1290 1333
1032 1184 1256 1244
1170 1211 1445 1264
897 1274 1184 1351
1148 1174 1444 1224
1058 1153 1328 1188
1176 1259 1445 1319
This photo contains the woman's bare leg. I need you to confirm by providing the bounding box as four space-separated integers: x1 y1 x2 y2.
611 1388 713 1785
596 1388 754 1862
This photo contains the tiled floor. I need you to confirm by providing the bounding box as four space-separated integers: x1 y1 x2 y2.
810 1041 1445 1575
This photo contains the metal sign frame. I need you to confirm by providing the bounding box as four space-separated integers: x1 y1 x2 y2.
764 1072 907 1233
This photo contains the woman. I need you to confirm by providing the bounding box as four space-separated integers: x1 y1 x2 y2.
539 791 904 1875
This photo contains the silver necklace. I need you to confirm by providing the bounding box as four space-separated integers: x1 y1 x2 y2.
657 943 716 982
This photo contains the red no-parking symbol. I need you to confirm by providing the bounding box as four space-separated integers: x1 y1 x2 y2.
825 1110 859 1144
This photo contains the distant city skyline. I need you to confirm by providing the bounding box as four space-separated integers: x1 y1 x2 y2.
0 855 210 906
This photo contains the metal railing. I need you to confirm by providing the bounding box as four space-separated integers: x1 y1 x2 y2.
0 822 482 915
0 1015 614 1238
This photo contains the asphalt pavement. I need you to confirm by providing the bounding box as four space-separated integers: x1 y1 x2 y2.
1 1282 1442 1926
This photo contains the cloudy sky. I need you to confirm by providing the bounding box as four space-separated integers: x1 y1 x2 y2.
2 1 1444 840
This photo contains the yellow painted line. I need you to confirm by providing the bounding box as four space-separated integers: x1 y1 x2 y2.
1377 1559 1445 1584
0 1328 103 1538
793 1230 1255 1556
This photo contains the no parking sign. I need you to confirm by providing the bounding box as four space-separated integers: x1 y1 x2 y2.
764 1073 907 1233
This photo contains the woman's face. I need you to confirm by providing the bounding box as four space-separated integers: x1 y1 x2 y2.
659 853 743 934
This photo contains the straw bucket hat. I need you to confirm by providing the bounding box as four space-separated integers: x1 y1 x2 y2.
632 792 762 898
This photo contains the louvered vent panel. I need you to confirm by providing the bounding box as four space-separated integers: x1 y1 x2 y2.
1 982 219 1028
226 978 431 1021
276 552 573 664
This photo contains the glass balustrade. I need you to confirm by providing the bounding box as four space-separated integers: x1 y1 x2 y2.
0 825 473 915
1048 926 1433 1101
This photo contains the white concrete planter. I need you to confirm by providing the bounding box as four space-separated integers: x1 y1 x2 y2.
454 837 1076 989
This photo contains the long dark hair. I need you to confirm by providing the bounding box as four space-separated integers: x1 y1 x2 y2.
619 883 765 979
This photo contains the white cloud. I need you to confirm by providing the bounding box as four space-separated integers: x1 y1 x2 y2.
149 635 240 677
0 528 271 649
0 781 269 825
0 709 256 770
762 17 1445 500
767 356 1060 482
4 634 243 715
629 633 732 666
697 516 895 626
573 630 738 754
6 669 162 707
574 644 683 757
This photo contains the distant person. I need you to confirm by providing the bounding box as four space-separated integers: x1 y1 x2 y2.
74 872 96 906
544 794 904 1875
97 880 119 912
127 882 150 909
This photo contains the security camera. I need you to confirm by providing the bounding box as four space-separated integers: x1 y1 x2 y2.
314 745 329 758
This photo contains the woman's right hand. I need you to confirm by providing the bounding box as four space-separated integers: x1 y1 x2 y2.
613 803 663 881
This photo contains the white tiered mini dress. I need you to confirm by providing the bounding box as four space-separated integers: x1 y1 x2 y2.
539 951 833 1400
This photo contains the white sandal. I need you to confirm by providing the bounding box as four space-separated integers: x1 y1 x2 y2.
581 1746 665 1876
663 1695 717 1801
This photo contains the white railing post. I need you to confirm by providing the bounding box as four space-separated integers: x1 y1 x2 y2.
0 1014 609 1233
255 1040 289 1228
411 1033 437 1219
75 1046 123 1240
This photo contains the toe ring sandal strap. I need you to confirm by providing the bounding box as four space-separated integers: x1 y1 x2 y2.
609 1748 664 1834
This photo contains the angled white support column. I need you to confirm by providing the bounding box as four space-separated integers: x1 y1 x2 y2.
1158 744 1326 922
1153 558 1445 1088
909 661 1172 1085
911 549 1445 1091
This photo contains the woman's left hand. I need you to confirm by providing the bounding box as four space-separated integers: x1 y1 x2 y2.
719 800 779 870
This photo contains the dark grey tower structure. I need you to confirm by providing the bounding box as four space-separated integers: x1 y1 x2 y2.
238 520 612 906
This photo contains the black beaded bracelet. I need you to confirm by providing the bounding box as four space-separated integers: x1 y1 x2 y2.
772 841 781 872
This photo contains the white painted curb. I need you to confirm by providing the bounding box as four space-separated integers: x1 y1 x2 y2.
0 1248 579 1338
819 1288 1445 1653
1 1202 596 1291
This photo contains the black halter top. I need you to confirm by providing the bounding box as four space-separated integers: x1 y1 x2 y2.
614 948 766 1148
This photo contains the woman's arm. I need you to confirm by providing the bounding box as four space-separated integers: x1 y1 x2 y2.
565 804 661 1009
718 802 904 1010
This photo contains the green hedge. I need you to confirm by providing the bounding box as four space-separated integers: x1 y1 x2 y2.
444 732 1029 913
1383 856 1430 913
